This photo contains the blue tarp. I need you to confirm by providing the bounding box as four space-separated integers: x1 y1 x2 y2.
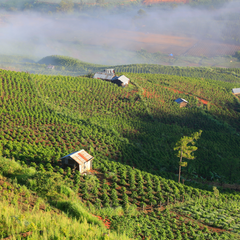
175 98 183 103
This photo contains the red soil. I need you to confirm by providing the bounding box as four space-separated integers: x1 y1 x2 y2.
166 87 184 94
187 40 240 57
3 231 33 240
198 98 208 105
87 169 99 174
174 212 226 234
142 88 165 103
165 86 209 105
80 28 240 58
143 0 188 4
143 85 209 105
94 215 111 229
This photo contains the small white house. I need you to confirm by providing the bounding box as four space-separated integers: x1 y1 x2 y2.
232 88 240 95
112 75 130 87
93 69 115 81
47 65 55 70
61 150 94 173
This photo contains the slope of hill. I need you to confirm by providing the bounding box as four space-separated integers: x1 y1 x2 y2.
38 55 105 72
0 67 240 183
0 157 129 239
36 55 240 83
0 67 240 239
1 154 240 239
113 64 240 83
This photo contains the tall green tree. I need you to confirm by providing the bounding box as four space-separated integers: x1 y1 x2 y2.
57 0 74 13
174 130 202 183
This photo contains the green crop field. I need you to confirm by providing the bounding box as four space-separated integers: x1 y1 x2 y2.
1 0 240 237
0 56 240 239
1 61 240 182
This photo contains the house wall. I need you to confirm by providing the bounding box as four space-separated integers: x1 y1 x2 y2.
86 160 92 171
62 157 93 173
78 160 92 173
68 159 76 166
180 102 187 108
62 157 70 165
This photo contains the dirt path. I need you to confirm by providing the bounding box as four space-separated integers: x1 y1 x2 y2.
174 211 227 234
143 85 209 105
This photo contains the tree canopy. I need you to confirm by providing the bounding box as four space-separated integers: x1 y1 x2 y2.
57 0 74 13
174 130 202 183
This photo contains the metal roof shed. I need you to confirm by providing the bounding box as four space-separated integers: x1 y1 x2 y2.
175 98 188 108
61 150 94 173
47 65 55 69
111 75 130 87
93 69 115 81
232 88 240 95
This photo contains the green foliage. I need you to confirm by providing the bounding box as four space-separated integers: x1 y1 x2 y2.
235 51 240 61
174 130 202 182
38 55 104 72
213 186 219 198
114 65 240 83
0 187 128 240
137 9 146 16
57 0 74 13
1 65 240 239
174 130 202 160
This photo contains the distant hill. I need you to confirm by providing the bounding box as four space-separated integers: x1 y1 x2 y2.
38 55 240 83
38 55 105 73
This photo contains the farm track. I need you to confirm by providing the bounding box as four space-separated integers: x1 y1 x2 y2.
164 86 209 105
143 84 209 105
173 211 227 234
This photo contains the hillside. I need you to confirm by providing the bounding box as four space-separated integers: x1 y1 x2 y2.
1 66 240 181
0 65 240 239
0 157 129 239
1 147 240 239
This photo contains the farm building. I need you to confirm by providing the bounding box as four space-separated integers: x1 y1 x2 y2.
93 69 115 81
232 88 240 95
47 65 55 69
93 69 130 86
61 150 94 173
175 98 188 108
111 75 130 87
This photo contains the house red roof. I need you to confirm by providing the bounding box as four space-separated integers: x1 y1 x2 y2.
61 150 94 165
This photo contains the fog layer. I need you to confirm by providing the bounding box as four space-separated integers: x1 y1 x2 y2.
0 1 240 65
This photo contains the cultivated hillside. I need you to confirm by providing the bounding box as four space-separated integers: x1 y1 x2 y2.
0 157 129 239
1 67 240 182
0 66 240 239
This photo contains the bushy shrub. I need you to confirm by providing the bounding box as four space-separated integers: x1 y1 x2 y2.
235 51 240 60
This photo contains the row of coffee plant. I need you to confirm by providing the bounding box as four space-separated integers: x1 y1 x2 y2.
113 64 240 83
1 69 240 183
